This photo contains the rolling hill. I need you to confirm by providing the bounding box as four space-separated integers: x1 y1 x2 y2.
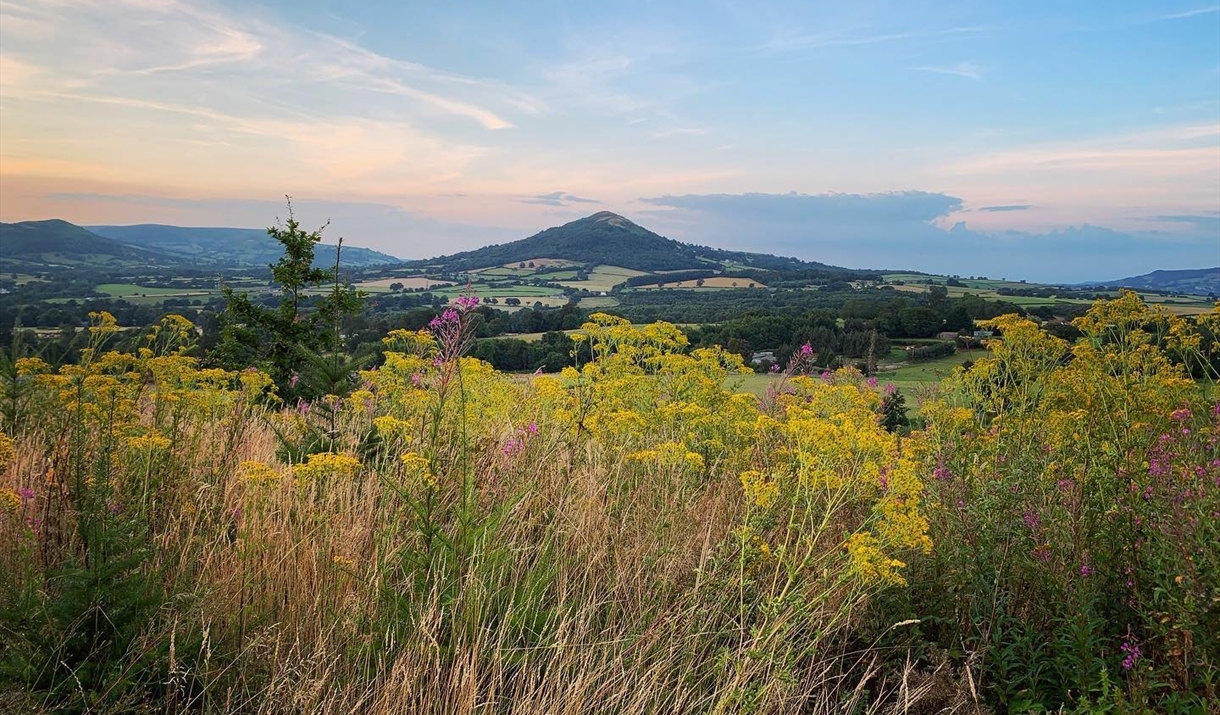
88 224 402 268
407 211 836 273
1089 267 1219 295
0 219 177 269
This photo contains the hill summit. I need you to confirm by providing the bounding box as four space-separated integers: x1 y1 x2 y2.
410 211 827 273
0 219 174 268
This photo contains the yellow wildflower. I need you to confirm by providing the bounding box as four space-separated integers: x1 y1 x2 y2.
0 488 19 515
239 460 283 484
125 433 172 452
846 531 909 586
293 452 362 481
400 451 436 487
15 357 49 376
740 470 779 508
0 432 14 472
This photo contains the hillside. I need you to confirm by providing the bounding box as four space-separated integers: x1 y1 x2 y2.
408 211 830 273
88 224 402 268
1091 267 1219 295
0 219 177 269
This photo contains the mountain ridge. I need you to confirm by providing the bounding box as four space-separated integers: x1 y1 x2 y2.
88 224 402 268
1084 267 1219 295
0 219 180 268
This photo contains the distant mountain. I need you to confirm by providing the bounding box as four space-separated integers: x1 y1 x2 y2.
0 219 178 268
1088 267 1219 295
88 224 401 268
409 211 834 273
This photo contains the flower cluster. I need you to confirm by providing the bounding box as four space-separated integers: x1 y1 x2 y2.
239 460 283 484
739 470 779 508
501 421 538 458
292 452 362 481
428 291 482 362
0 432 14 472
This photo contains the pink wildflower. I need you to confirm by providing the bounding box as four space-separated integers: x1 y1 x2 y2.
1120 641 1141 670
502 439 524 457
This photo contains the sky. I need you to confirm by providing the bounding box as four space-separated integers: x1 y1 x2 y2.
1 0 1218 282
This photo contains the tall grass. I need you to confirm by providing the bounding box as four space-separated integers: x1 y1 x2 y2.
1 294 1216 713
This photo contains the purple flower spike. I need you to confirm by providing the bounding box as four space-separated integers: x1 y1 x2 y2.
1120 641 1141 670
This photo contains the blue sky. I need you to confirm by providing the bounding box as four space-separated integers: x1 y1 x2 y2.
1 0 1217 281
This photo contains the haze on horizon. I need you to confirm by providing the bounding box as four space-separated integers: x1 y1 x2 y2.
1 0 1218 283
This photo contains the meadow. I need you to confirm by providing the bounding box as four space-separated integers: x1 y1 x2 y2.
556 265 648 292
1 293 1217 714
882 276 1215 315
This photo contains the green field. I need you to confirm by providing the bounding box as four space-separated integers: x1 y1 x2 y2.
578 296 621 309
94 283 223 304
557 265 646 292
877 349 987 388
729 373 779 395
97 283 211 297
885 280 1213 315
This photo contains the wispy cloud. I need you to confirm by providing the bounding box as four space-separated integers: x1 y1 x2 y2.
0 0 559 199
1159 5 1220 20
939 123 1220 175
978 204 1033 212
0 0 537 132
522 191 601 207
763 25 992 53
910 62 984 80
649 126 711 140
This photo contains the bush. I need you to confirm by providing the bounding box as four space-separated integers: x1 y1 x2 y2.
908 341 956 362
